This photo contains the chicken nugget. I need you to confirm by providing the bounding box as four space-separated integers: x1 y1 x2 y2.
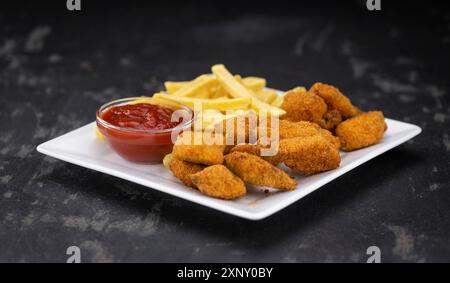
279 135 341 174
172 131 226 165
279 120 340 149
310 82 361 119
190 165 246 200
230 143 280 165
318 109 343 131
169 157 205 188
281 87 328 124
279 120 322 139
244 120 340 150
224 152 297 190
335 111 387 151
318 128 341 150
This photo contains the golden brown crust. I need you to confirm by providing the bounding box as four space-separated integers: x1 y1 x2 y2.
335 111 386 151
310 82 361 119
231 120 340 157
224 152 297 190
169 158 205 188
172 131 226 165
318 128 341 150
277 135 341 174
318 109 343 131
281 87 328 124
278 120 341 150
190 165 246 199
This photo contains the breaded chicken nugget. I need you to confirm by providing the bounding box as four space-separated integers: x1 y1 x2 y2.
233 120 340 155
230 143 280 165
172 131 226 165
318 128 341 150
278 120 340 149
281 87 328 124
224 152 297 190
169 157 205 188
278 135 341 174
318 109 343 131
278 120 323 139
190 165 246 199
336 111 387 151
310 82 361 119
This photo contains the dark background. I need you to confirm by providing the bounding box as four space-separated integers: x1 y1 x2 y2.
0 0 449 262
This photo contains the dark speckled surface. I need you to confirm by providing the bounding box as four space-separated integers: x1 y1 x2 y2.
0 1 449 262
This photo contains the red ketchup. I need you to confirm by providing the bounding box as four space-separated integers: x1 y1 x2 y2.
97 102 187 163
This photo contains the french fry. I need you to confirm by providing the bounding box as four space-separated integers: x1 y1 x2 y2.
198 110 227 129
153 92 251 111
211 64 285 116
171 74 215 98
209 83 229 99
241 77 266 91
271 94 284 108
165 75 265 97
254 88 277 104
162 153 172 169
164 81 188 93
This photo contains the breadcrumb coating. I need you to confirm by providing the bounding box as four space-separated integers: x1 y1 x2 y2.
172 131 226 165
309 82 361 119
281 87 328 124
224 152 297 190
190 165 246 199
279 135 341 174
169 157 205 188
318 109 343 131
336 111 387 151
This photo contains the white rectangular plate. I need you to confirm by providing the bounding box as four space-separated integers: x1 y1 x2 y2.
37 104 421 220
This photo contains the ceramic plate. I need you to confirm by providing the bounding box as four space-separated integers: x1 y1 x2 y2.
37 91 421 220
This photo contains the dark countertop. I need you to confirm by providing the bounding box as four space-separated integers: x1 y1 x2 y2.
0 1 449 262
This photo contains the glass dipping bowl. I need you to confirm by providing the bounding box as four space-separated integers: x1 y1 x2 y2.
96 97 193 164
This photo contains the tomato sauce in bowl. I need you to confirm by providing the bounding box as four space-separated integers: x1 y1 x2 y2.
96 98 193 163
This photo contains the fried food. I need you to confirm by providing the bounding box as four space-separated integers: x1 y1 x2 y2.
170 74 216 97
163 153 172 169
278 120 321 139
217 113 273 145
335 111 387 151
190 165 246 199
230 143 280 166
281 87 328 124
169 157 205 188
153 92 251 111
224 152 297 190
279 135 341 174
254 89 278 104
212 64 285 116
158 65 392 200
318 109 343 131
172 131 227 165
238 120 340 150
220 114 255 144
278 120 340 149
309 82 361 119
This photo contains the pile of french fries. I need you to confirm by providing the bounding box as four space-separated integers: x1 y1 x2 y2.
135 64 287 129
